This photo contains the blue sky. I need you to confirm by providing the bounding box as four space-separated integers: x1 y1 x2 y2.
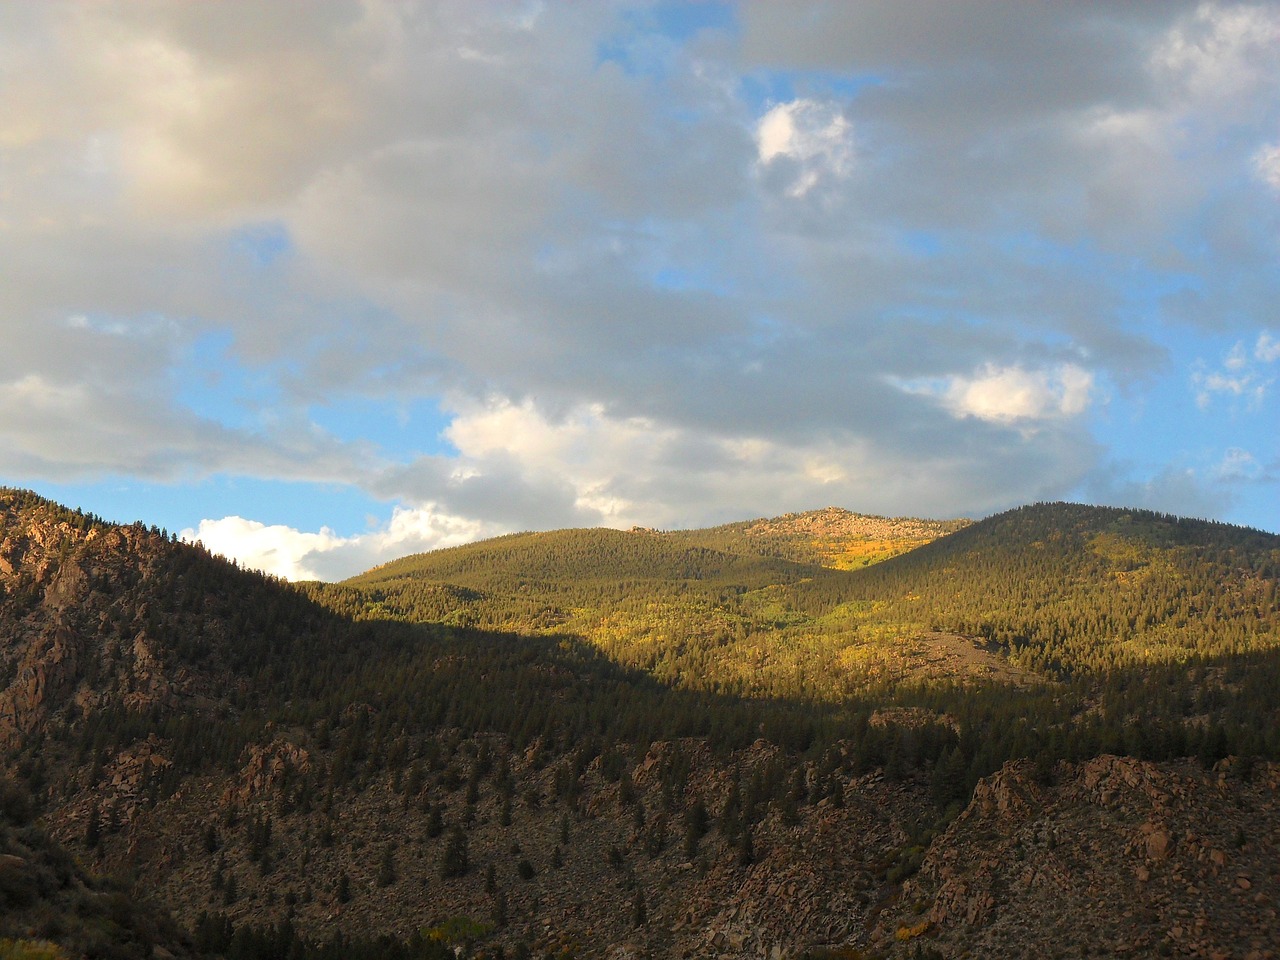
1 1 1278 580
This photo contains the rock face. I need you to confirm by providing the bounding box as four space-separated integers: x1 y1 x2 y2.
46 732 932 960
884 755 1280 959
744 507 967 543
0 621 80 745
223 738 312 806
0 507 186 749
52 733 1280 960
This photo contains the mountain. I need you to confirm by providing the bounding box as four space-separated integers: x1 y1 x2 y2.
311 502 1280 759
308 509 989 701
663 506 970 569
793 501 1280 669
2 488 1279 958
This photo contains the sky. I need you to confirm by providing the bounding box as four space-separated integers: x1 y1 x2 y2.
1 1 1278 581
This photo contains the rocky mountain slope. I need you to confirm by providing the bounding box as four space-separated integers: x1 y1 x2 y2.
2 488 1279 958
0 770 197 960
885 755 1280 960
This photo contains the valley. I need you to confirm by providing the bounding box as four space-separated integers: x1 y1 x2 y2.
1 488 1278 959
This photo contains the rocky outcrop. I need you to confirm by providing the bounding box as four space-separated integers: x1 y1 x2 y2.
0 622 81 747
223 738 313 806
745 507 967 543
0 501 197 748
884 755 1280 959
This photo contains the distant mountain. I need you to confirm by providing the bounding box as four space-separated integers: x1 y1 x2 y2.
792 501 1280 671
665 505 970 568
2 488 1279 959
341 506 965 590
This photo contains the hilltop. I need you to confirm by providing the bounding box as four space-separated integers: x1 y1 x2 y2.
1 489 1279 958
666 506 970 569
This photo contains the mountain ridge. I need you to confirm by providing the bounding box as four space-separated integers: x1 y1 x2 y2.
2 488 1280 958
344 504 969 585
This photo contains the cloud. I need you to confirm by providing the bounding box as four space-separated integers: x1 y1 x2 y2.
183 516 347 581
742 0 1280 257
0 363 373 486
183 504 501 582
1256 331 1280 363
1193 333 1277 409
1254 143 1280 190
1193 370 1263 408
389 391 1098 536
947 364 1093 423
1214 447 1263 483
1084 439 1280 533
756 99 855 198
191 385 1103 581
1083 462 1236 522
1 1 1278 544
1151 3 1280 108
893 363 1094 425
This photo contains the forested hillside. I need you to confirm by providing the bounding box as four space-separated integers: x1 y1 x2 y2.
792 502 1280 670
306 501 1280 773
2 489 1279 958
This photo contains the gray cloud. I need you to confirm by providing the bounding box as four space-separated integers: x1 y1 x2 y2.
1082 462 1238 522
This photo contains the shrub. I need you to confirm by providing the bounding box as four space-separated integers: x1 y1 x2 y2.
377 844 396 887
0 940 69 960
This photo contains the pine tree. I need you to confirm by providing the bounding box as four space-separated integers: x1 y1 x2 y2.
377 842 397 887
737 827 754 867
426 803 445 838
84 802 101 850
440 825 469 878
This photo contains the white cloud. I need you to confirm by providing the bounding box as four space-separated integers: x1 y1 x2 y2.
756 99 854 198
182 516 346 581
399 390 1097 544
949 364 1093 423
1193 370 1259 408
441 396 685 526
1214 447 1262 482
1 2 1277 542
182 504 500 582
1193 334 1277 409
1254 143 1280 190
1152 3 1280 108
894 363 1094 425
1256 331 1280 362
1224 340 1250 371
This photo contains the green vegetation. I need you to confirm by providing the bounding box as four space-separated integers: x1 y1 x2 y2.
793 503 1280 673
192 912 455 960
